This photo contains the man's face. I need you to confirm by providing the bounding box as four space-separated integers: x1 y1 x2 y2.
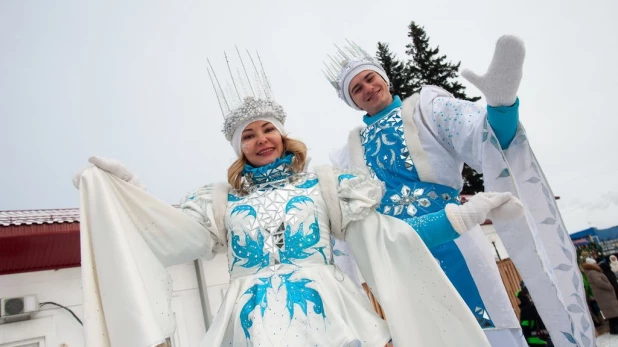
348 70 393 115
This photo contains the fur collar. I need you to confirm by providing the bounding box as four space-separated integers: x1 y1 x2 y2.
582 263 602 273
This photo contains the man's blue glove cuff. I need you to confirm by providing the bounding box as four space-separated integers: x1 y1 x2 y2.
487 97 519 149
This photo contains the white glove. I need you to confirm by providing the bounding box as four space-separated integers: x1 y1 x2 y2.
488 194 525 222
461 35 525 107
72 156 145 190
445 192 523 234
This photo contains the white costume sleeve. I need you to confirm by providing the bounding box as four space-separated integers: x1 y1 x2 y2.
415 88 594 345
337 171 384 229
417 87 487 171
314 165 490 346
314 166 384 238
79 167 224 347
414 86 594 346
179 183 229 253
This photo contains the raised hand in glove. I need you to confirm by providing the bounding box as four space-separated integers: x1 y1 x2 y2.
72 156 145 190
462 35 525 107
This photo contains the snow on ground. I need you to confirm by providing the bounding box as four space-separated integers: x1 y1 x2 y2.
597 332 618 347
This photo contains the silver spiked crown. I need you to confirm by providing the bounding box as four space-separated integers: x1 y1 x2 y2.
207 48 286 141
322 40 389 110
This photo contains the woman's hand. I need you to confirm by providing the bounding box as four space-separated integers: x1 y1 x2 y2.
72 156 145 190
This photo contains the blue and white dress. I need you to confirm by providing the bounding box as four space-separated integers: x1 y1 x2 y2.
181 155 390 346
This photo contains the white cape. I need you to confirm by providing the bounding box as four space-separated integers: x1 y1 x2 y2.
345 211 490 347
79 167 214 347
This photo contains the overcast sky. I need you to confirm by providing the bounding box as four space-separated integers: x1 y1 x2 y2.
1 0 617 233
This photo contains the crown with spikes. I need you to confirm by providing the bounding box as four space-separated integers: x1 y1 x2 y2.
207 48 286 141
322 40 383 98
322 40 389 110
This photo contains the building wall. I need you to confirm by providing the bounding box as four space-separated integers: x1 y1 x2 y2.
0 268 82 346
0 259 222 347
196 253 230 328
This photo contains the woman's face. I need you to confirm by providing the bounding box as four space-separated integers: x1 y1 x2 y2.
240 120 284 167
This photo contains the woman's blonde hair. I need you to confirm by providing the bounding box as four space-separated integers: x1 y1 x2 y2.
227 135 308 193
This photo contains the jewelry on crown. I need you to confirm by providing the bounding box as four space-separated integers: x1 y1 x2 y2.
207 48 287 147
322 40 390 110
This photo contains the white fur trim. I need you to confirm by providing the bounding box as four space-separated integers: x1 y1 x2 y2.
400 94 438 183
346 96 438 183
314 165 344 240
346 126 371 173
303 156 313 172
211 182 230 248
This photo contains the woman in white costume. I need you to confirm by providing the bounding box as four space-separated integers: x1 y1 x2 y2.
73 57 524 347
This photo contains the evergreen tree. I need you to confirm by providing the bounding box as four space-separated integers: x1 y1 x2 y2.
405 22 480 102
375 21 485 193
375 42 416 99
461 164 485 194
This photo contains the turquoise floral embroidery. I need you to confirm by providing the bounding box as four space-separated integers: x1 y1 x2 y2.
295 178 318 189
279 273 325 320
230 231 270 272
230 204 269 271
279 217 322 265
239 276 273 339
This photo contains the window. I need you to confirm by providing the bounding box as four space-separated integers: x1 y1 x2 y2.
0 337 44 347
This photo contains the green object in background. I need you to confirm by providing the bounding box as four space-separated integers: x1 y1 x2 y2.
581 271 593 298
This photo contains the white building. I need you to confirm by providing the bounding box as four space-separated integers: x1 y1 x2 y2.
0 208 230 347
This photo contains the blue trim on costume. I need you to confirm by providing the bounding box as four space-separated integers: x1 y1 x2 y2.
243 153 294 184
403 210 460 249
487 98 519 149
430 241 496 328
362 95 402 126
243 153 293 175
338 174 356 184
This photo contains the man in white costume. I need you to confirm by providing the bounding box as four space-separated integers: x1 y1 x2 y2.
325 35 594 346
